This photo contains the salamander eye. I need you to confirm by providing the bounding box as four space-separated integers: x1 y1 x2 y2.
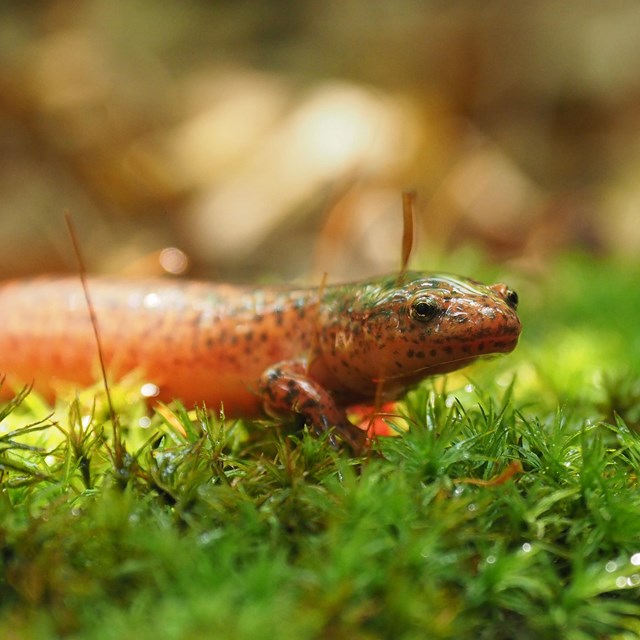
505 288 519 310
410 296 439 322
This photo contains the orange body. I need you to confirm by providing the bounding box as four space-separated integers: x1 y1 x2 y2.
0 273 521 451
0 278 318 414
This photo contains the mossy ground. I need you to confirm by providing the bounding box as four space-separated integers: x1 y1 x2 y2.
1 255 640 640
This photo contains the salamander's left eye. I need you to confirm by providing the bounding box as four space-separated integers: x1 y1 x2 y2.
505 288 519 310
410 296 439 322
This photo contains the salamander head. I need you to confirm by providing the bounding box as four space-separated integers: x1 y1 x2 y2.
316 271 521 401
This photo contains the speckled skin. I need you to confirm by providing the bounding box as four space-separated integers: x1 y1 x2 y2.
0 272 520 451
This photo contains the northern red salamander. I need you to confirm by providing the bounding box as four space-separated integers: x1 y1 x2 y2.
0 272 521 452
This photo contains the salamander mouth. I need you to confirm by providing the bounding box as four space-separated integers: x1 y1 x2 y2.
471 334 520 355
379 331 520 388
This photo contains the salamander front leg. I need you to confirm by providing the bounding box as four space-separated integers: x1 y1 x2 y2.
259 361 367 454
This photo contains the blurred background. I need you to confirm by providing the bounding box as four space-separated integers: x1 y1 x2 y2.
1 0 639 283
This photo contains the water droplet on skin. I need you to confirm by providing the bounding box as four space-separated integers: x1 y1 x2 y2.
521 542 532 553
631 553 640 566
480 306 497 319
616 576 627 589
467 503 477 512
453 485 465 496
141 382 160 398
486 555 496 564
606 561 618 573
138 416 151 428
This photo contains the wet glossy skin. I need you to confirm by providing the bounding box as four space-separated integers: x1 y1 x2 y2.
0 272 521 452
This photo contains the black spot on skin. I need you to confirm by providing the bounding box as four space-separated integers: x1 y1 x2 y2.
231 335 239 345
407 349 415 358
462 345 471 354
285 380 299 404
416 351 425 359
244 331 253 342
395 361 402 369
430 349 437 357
205 336 214 348
477 342 485 351
444 346 453 354
260 332 268 342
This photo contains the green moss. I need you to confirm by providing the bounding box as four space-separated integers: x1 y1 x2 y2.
1 254 640 639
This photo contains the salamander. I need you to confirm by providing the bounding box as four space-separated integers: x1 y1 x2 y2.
0 272 521 452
